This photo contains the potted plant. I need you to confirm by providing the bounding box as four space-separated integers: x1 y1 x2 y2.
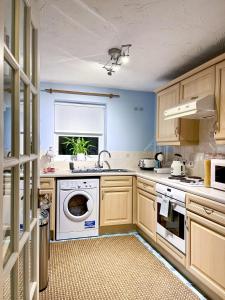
63 137 94 161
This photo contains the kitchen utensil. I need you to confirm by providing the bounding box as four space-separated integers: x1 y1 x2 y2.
138 158 156 170
155 152 164 168
171 154 186 176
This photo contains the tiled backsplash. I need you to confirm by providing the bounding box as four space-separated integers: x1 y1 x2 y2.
40 151 155 172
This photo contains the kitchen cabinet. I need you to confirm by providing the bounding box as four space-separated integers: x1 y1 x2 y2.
39 177 55 239
186 193 225 226
156 84 180 145
137 188 156 241
180 66 215 101
100 176 133 226
186 211 225 300
215 60 225 144
156 83 199 145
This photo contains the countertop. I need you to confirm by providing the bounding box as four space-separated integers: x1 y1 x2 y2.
40 169 225 205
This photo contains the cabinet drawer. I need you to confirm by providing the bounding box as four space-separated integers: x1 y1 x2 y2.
40 177 55 189
101 176 132 187
137 177 155 195
186 193 225 226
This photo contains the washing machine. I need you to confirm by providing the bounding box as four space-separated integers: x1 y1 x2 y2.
56 178 99 240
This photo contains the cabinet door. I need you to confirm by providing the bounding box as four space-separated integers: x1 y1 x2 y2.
156 84 180 144
137 189 156 241
100 187 132 226
186 211 225 299
215 60 225 143
180 66 215 101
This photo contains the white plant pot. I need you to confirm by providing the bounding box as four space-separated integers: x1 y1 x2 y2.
76 153 86 161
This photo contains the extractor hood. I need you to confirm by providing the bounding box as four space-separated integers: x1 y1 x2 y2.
164 95 215 120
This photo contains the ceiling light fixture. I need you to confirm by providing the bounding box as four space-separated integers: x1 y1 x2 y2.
103 44 132 76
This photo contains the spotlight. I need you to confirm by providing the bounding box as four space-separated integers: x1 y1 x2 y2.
120 55 129 64
103 44 132 75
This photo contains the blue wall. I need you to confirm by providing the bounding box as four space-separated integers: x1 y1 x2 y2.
40 82 156 152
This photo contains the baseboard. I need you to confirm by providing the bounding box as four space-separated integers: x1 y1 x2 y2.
99 224 136 235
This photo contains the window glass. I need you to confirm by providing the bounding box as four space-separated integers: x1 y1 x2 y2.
30 93 33 153
19 0 26 69
2 168 13 267
20 80 25 155
19 164 25 238
4 0 14 52
30 25 34 82
58 136 99 155
4 61 14 158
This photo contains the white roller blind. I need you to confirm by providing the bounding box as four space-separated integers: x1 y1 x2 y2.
54 102 105 134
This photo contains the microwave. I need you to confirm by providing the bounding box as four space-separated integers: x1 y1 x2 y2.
211 159 225 191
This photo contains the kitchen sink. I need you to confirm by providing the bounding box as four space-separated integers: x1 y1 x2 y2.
71 168 131 173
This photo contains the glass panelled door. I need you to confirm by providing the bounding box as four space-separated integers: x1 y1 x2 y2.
0 0 39 299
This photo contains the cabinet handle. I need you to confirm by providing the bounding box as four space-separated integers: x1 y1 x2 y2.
175 127 179 137
203 207 214 215
102 192 104 201
153 201 155 210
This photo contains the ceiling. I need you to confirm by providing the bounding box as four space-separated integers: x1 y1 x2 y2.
39 0 225 92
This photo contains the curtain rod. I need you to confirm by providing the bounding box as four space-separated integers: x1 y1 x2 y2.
41 88 120 99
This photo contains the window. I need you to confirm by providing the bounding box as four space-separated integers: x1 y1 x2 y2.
54 101 106 159
58 136 99 155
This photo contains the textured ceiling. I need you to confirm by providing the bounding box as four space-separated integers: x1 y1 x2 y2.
39 0 225 91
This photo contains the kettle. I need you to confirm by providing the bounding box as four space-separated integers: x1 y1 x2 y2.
171 154 186 176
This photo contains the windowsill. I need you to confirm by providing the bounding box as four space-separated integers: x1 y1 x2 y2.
54 155 98 162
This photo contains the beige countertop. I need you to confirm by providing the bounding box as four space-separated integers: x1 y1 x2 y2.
40 169 225 205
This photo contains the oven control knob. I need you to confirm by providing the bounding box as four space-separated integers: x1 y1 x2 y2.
78 185 81 189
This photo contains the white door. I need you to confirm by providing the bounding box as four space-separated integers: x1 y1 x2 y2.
1 1 40 299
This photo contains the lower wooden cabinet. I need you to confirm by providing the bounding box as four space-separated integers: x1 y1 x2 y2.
100 186 132 226
137 188 156 241
186 211 225 299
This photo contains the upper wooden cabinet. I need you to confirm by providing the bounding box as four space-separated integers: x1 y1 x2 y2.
156 83 199 145
180 66 215 101
156 66 216 146
156 84 180 144
215 60 225 144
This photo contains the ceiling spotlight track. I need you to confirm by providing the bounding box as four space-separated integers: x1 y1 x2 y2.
103 44 132 76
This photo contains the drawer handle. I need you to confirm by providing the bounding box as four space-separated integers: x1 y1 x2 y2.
203 207 214 215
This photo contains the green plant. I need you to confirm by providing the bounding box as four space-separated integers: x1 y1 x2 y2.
63 137 94 155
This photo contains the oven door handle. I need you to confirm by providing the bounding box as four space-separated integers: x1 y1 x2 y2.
157 195 185 208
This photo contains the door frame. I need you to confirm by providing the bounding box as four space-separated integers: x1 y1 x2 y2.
1 1 40 299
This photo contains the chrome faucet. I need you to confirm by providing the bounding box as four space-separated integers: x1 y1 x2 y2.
96 150 111 169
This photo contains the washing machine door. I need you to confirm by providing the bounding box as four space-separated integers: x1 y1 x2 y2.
63 191 94 222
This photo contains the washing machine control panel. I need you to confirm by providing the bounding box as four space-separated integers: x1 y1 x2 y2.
59 179 98 190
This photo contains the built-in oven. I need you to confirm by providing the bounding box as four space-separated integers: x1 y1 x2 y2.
156 183 186 254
